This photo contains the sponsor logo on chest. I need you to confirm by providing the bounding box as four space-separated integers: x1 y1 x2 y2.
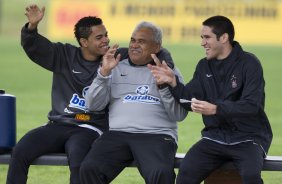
68 87 89 111
123 85 160 104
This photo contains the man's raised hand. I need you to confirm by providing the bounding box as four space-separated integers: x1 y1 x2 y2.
148 54 177 87
25 4 45 30
100 44 120 77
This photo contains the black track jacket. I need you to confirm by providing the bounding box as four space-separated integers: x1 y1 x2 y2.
170 41 273 153
21 23 109 132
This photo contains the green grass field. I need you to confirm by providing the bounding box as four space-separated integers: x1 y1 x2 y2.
1 0 282 183
1 36 282 183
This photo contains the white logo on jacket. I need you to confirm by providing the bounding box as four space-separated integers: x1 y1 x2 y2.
123 85 160 104
206 74 213 77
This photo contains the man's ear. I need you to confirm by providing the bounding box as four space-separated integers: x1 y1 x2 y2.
220 33 229 44
80 38 88 47
154 44 161 53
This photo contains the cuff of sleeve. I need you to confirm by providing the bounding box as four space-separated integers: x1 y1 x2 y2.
158 84 169 89
168 75 180 92
22 23 38 33
97 68 112 79
214 100 223 116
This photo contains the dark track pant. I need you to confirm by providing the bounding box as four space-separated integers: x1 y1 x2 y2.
176 139 265 184
6 123 99 184
80 131 177 184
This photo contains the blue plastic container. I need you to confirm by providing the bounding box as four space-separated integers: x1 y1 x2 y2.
0 89 16 153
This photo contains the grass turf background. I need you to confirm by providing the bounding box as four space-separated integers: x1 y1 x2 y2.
1 0 282 183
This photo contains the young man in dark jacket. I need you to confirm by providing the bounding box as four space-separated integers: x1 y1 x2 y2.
6 4 174 184
6 4 110 184
149 15 273 184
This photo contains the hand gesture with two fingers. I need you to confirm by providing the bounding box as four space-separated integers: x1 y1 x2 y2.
148 54 177 87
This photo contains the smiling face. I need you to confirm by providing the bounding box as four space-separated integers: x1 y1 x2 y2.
80 24 110 61
128 27 160 65
200 25 226 60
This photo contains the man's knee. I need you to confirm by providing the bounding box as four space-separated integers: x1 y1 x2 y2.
80 160 97 174
176 170 201 184
142 164 175 183
240 170 263 184
10 145 30 161
80 160 109 184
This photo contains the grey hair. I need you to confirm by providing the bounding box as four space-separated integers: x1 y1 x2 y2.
133 21 162 45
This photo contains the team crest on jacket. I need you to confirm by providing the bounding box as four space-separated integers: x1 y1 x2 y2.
231 75 238 88
123 85 160 104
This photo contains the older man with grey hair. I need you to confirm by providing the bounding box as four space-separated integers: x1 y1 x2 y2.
80 21 187 184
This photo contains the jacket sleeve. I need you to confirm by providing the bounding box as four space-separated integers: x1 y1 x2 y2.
215 56 266 117
170 63 205 111
85 69 111 111
21 23 65 72
160 67 188 121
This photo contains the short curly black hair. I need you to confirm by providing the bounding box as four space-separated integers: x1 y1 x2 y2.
74 16 103 46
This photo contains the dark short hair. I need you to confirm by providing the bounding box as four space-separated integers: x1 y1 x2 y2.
74 16 103 46
202 15 235 43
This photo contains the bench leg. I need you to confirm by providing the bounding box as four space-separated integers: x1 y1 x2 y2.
204 169 242 184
